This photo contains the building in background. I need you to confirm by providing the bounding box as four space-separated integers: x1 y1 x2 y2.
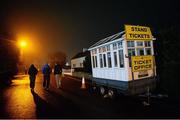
71 48 92 73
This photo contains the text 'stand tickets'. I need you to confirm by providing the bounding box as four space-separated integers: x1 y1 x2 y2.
125 25 152 40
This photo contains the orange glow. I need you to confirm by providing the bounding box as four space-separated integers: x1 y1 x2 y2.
16 34 43 67
4 75 36 118
18 36 29 48
20 41 27 48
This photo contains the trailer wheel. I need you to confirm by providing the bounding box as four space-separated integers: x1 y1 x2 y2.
108 89 116 99
93 86 97 91
99 86 106 95
89 83 97 94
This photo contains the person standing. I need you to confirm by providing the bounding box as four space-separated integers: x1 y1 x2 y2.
28 64 38 91
42 63 51 90
54 63 62 88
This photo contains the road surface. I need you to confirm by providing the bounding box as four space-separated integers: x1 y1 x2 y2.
0 74 180 119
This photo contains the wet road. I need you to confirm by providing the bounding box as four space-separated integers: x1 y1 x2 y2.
0 74 180 119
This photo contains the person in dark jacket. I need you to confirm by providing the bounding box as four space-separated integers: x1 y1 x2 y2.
42 63 51 90
54 63 62 88
28 64 38 91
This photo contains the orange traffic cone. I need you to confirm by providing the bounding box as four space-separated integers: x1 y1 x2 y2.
81 76 86 89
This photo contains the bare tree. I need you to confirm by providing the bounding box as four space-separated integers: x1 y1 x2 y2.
48 51 67 68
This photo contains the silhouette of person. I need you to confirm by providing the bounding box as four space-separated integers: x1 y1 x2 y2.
54 63 62 88
28 64 38 91
42 64 51 90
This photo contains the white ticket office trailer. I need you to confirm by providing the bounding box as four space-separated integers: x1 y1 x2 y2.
88 31 156 96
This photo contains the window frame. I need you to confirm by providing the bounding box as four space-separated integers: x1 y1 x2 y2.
107 52 112 68
99 54 103 68
103 54 107 67
136 48 145 56
113 51 118 67
118 49 124 68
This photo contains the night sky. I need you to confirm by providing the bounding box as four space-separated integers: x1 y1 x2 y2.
0 0 179 63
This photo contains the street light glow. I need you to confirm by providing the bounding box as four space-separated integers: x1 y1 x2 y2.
18 36 28 48
20 41 27 48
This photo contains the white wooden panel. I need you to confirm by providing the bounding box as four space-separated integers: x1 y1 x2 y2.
92 67 127 81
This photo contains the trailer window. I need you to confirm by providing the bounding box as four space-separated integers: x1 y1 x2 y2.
127 41 135 47
137 48 144 55
118 50 124 68
99 54 103 68
128 49 135 67
107 45 110 51
95 56 98 67
118 41 123 49
114 52 118 67
103 54 107 67
128 49 135 57
99 47 102 53
94 49 97 54
92 56 95 68
107 52 112 68
102 46 106 52
93 49 97 55
145 48 152 55
145 41 151 47
113 43 117 50
136 41 144 47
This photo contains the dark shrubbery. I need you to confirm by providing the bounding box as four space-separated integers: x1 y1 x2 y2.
83 53 92 73
154 26 180 96
0 36 19 85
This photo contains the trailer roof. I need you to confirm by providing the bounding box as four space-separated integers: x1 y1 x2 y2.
89 31 125 49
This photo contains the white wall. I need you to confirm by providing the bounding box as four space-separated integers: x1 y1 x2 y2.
91 39 129 82
92 68 127 81
71 57 85 68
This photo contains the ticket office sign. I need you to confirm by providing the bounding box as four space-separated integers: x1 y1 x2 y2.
125 25 153 40
131 55 153 72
